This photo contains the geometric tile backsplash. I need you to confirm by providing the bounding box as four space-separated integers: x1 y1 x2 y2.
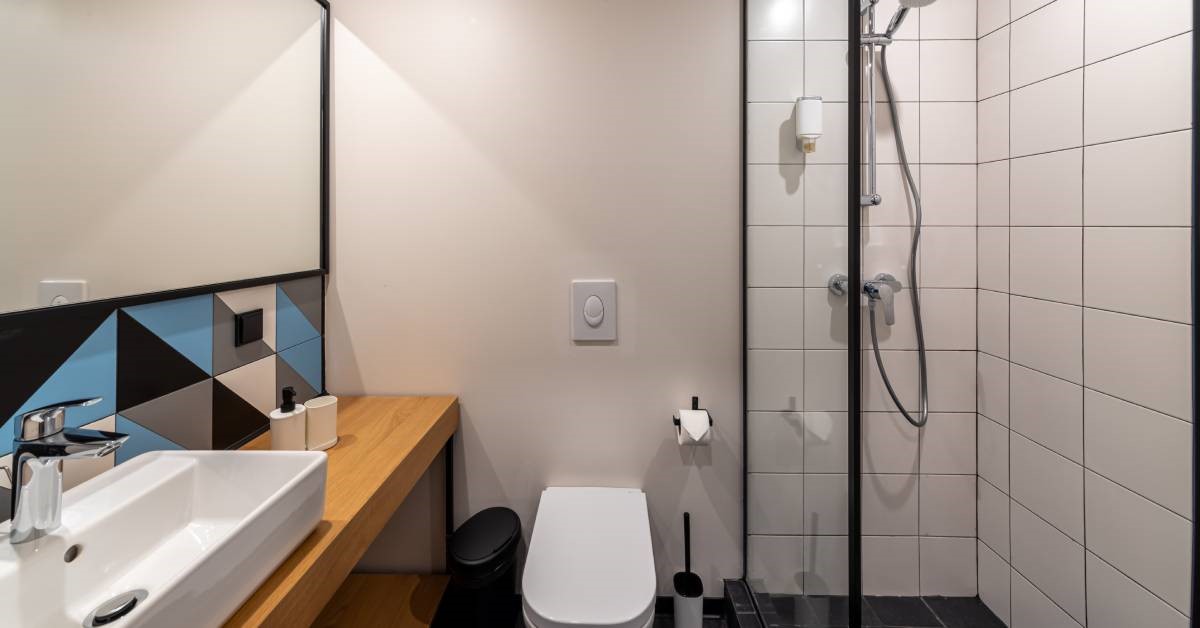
0 275 324 511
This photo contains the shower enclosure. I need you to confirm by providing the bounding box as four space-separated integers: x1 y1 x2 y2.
741 0 1198 626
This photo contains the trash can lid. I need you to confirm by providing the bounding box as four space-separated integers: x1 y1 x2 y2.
450 506 521 567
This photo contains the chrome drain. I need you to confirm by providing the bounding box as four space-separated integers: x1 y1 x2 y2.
84 589 147 627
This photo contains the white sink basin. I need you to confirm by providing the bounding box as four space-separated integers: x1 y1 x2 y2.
0 450 326 628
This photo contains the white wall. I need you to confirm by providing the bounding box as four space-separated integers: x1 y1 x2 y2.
327 0 743 596
975 1 1194 626
0 0 322 313
745 0 979 597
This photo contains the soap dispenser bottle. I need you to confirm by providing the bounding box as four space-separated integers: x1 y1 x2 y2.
269 387 307 450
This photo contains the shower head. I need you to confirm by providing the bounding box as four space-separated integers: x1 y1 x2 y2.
885 0 935 38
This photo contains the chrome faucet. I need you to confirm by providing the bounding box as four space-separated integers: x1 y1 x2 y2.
7 398 128 544
863 273 902 326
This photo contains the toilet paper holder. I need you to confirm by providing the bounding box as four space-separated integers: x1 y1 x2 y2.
672 396 713 430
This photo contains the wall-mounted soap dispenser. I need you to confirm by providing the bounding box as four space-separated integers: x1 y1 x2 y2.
795 96 823 153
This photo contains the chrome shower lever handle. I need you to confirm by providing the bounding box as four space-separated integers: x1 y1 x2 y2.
863 273 902 326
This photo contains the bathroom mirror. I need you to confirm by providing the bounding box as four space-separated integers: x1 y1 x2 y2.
0 0 328 315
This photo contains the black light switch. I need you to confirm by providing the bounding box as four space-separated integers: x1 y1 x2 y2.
234 309 264 347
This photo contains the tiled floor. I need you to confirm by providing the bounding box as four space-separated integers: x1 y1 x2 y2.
755 595 1005 628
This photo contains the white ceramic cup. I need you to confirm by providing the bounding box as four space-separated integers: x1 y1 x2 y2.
304 395 338 451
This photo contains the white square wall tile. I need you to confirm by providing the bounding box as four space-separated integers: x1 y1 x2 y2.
921 289 976 350
1009 364 1082 462
919 40 976 102
919 537 976 596
747 0 804 40
920 0 977 39
862 474 919 535
1010 433 1084 542
1086 552 1191 628
804 350 848 411
807 102 851 165
977 352 1009 423
927 351 977 412
1010 296 1082 383
862 165 916 228
1011 70 1083 157
1085 131 1192 227
978 478 1010 558
919 102 976 164
748 103 806 165
864 536 919 596
978 542 1011 624
748 350 804 411
805 411 848 473
748 412 805 473
749 473 805 534
804 535 849 595
804 164 849 226
919 475 975 537
1084 227 1191 323
1085 471 1192 614
1009 227 1082 303
865 103 920 164
804 226 848 288
978 0 1010 37
863 412 919 474
748 41 805 103
921 227 976 288
748 288 805 349
921 165 976 226
1011 571 1084 628
804 474 848 536
977 94 1009 163
863 350 919 411
1010 502 1086 623
862 226 914 285
977 161 1009 226
804 0 848 40
921 413 976 474
804 287 848 349
1009 0 1083 88
977 415 1009 491
977 27 1009 100
1084 390 1192 518
1010 149 1082 226
748 164 804 226
1083 308 1192 420
864 41 919 102
1011 0 1054 20
805 41 850 102
875 0 920 40
1086 0 1193 63
977 290 1008 358
748 535 805 595
748 226 805 287
1085 34 1193 144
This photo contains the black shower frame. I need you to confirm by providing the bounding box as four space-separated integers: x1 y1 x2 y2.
741 1 1200 626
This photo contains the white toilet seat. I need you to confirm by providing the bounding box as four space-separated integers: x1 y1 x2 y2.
521 487 657 628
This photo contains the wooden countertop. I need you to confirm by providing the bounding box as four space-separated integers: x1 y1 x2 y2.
224 395 459 628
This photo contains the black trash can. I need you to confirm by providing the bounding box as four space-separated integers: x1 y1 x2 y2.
447 506 521 627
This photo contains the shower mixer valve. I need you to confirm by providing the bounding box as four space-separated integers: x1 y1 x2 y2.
863 273 902 326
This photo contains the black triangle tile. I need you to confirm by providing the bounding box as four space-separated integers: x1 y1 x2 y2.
121 379 213 449
117 312 208 411
0 303 113 423
212 296 272 376
276 354 319 408
212 379 268 449
279 276 323 335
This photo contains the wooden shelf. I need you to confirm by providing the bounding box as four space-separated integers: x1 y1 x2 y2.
313 574 449 628
224 396 459 628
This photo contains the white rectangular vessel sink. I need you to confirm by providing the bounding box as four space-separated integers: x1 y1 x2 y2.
0 450 326 628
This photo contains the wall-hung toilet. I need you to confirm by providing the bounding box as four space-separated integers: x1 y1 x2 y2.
522 487 657 628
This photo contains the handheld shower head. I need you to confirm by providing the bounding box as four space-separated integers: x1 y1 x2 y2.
899 0 937 7
885 0 936 38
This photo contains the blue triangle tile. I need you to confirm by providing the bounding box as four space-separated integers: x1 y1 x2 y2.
4 313 117 436
123 295 213 375
278 337 322 394
115 415 183 464
275 286 320 352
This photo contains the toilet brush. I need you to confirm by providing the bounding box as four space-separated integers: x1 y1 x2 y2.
672 512 704 628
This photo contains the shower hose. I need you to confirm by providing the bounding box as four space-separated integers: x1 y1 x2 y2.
870 46 929 428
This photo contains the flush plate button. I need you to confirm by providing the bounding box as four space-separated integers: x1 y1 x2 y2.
571 280 616 342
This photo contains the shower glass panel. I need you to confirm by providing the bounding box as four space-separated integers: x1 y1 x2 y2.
745 1 1197 627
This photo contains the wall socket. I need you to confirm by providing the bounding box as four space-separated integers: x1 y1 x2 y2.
38 280 88 307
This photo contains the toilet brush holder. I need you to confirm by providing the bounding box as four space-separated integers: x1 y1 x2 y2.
673 512 703 628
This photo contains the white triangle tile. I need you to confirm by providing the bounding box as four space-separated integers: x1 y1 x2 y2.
217 284 278 351
215 355 277 417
